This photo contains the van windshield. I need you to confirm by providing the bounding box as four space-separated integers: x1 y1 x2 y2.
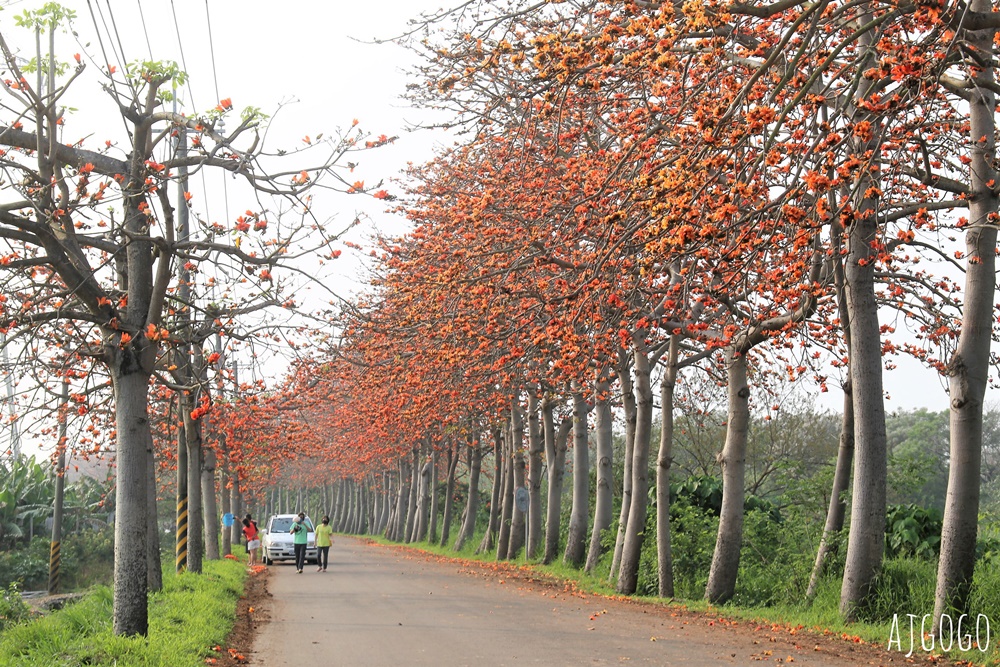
269 517 312 533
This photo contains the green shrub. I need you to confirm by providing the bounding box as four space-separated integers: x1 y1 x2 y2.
885 504 942 560
732 508 814 607
0 584 33 633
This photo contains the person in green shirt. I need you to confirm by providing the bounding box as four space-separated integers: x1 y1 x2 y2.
315 515 334 572
289 512 310 573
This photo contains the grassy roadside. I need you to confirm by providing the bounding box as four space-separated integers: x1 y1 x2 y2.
369 534 999 667
0 552 249 667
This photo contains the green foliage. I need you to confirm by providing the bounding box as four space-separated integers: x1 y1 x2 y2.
0 558 246 666
0 584 33 633
12 3 75 30
884 504 942 560
0 526 115 592
660 501 717 599
126 60 188 101
732 508 815 607
670 475 722 514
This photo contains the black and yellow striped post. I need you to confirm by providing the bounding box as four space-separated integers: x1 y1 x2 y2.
175 495 188 572
48 540 61 594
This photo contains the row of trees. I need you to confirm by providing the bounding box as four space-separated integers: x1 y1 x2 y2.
254 0 1000 628
0 4 387 634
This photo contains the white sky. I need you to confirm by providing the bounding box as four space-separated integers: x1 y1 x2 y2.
2 0 994 462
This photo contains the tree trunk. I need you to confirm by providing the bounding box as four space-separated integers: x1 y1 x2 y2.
656 336 679 598
220 464 232 557
230 486 242 550
526 394 544 559
477 430 503 555
706 349 750 604
184 401 203 574
415 454 432 542
146 428 162 592
393 459 410 542
807 380 854 600
49 380 69 595
507 448 527 560
428 449 439 544
935 7 997 621
496 424 514 560
405 449 420 542
586 369 615 572
839 69 888 616
564 389 590 568
617 341 654 594
454 443 481 551
440 442 460 547
610 351 637 582
112 368 151 637
544 400 571 564
508 403 527 560
203 448 220 561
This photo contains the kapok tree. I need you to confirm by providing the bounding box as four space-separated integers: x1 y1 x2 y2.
0 6 379 635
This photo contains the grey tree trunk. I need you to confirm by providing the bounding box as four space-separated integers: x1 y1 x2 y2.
393 459 410 542
564 389 590 568
405 449 420 542
477 430 504 555
220 465 232 557
230 488 242 549
544 400 571 564
49 380 70 595
526 394 544 559
935 7 997 622
705 349 750 604
507 449 527 560
146 429 162 592
203 448 220 561
496 425 514 560
656 336 679 597
415 454 432 542
508 404 527 560
839 55 888 615
610 352 637 582
112 368 152 636
807 381 854 600
335 481 348 531
586 369 615 572
454 443 481 551
617 340 654 594
440 442 460 547
428 449 439 544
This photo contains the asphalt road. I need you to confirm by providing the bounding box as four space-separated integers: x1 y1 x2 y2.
250 536 893 666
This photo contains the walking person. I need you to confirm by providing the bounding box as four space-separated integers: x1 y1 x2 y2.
242 516 260 567
315 515 333 572
290 512 309 573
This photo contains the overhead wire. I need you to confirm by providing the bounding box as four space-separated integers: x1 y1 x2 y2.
136 0 154 60
203 0 231 304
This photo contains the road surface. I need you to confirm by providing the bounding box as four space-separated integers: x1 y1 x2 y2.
249 537 895 666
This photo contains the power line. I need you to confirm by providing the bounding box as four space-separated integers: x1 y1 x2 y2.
203 0 230 229
136 0 154 60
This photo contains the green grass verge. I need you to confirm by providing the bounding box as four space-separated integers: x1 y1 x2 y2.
0 552 248 667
